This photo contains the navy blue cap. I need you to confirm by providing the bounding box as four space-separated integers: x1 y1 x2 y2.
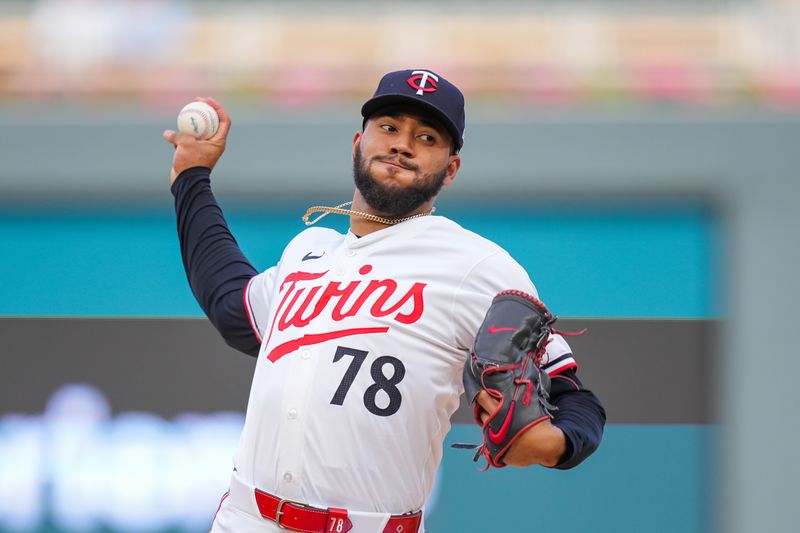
361 69 465 152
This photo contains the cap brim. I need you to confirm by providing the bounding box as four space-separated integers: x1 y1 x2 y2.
361 94 462 151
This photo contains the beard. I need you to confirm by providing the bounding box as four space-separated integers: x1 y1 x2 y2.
353 146 448 217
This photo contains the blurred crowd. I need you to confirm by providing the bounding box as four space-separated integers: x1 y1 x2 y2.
29 0 188 71
0 0 799 106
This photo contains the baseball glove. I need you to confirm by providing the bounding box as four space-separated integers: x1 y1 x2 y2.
457 290 559 469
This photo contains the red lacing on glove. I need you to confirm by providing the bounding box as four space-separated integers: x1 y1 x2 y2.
515 351 535 407
496 288 552 315
529 341 550 367
551 326 588 337
516 377 533 407
479 362 524 390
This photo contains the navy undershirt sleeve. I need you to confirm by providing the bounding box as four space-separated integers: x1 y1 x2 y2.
548 368 606 470
171 166 261 357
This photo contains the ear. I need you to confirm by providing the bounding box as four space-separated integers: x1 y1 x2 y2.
352 131 362 161
442 155 461 187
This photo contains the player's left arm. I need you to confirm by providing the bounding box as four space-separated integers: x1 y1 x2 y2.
455 251 605 470
476 367 606 469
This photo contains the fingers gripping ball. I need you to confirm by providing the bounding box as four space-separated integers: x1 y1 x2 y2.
177 102 219 140
461 290 559 468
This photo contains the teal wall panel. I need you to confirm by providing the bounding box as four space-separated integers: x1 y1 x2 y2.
426 425 712 533
0 202 716 318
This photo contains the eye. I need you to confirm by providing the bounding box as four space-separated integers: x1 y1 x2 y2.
380 124 397 132
418 133 436 144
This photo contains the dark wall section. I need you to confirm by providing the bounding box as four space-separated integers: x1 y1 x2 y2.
3 317 716 423
2 318 256 416
453 318 718 424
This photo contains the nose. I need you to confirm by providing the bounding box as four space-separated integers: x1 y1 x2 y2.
389 132 415 158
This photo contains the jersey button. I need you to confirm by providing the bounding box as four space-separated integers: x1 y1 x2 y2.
301 349 311 359
347 250 356 257
283 471 293 483
335 268 345 276
288 408 298 419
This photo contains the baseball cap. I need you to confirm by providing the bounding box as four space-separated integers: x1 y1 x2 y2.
361 69 465 152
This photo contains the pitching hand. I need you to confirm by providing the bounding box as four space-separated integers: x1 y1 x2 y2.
163 97 231 184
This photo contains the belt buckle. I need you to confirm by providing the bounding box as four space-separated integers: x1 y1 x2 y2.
275 498 303 530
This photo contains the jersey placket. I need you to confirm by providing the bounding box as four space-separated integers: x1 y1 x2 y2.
272 249 342 500
274 346 316 498
273 241 365 500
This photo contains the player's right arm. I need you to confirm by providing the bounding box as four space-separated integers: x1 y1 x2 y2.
163 98 261 357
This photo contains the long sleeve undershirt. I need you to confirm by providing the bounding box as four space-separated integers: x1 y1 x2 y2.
171 166 605 469
549 370 606 469
172 166 260 356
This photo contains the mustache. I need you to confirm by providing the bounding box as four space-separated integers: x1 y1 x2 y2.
373 155 419 172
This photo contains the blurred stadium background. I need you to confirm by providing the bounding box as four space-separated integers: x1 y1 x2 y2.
1 1 799 532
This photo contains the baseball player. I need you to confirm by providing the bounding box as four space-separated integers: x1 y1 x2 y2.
163 69 605 533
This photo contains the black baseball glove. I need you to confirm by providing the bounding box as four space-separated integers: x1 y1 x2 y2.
458 290 559 468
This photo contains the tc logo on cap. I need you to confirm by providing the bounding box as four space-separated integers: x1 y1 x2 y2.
407 70 439 96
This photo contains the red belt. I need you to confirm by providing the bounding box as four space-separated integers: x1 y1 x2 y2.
254 488 422 533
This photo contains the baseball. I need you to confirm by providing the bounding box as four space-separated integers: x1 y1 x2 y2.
177 101 219 140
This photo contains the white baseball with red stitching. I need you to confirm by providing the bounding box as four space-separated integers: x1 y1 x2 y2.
177 101 219 140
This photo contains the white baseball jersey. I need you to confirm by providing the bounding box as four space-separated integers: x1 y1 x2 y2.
237 215 575 514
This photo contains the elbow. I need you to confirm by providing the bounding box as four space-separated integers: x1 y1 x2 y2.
553 425 603 470
205 288 262 358
209 309 261 358
555 432 602 470
553 394 607 470
222 333 260 358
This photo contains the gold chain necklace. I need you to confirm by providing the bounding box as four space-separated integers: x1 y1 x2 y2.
302 201 435 226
